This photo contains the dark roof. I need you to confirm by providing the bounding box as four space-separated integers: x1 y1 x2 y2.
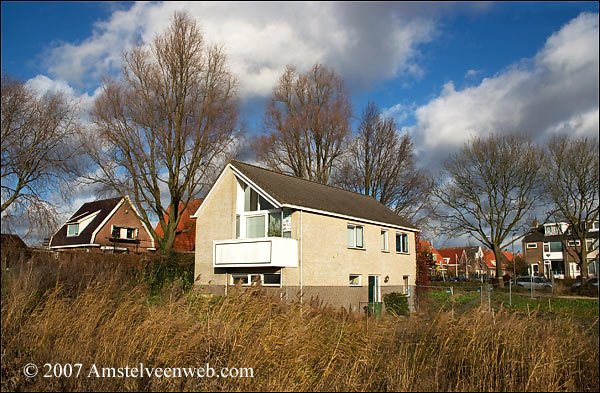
50 197 122 247
230 161 417 230
523 225 599 242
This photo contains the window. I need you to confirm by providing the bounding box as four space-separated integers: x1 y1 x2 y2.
244 185 273 212
231 273 281 287
349 274 362 286
590 221 599 231
381 230 388 252
67 224 79 237
549 242 562 253
526 243 537 249
246 215 266 238
396 233 409 253
111 226 137 239
543 243 550 253
567 240 581 247
347 224 364 249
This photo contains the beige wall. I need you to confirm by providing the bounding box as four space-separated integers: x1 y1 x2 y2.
194 167 418 309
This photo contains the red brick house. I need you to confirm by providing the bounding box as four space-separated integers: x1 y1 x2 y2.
49 197 155 253
154 199 203 253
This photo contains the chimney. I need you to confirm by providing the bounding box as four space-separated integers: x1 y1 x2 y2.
532 218 539 228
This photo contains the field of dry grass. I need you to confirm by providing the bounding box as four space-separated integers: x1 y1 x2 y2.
2 252 599 391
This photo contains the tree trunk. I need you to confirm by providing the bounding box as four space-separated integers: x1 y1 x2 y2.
579 241 589 282
493 245 505 288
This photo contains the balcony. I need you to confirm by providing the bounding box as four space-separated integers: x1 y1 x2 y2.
213 237 298 268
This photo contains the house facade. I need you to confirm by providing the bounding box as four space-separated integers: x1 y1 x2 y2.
193 161 419 311
154 199 203 253
49 197 155 253
522 221 599 279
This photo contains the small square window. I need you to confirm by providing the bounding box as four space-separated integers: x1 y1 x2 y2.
396 233 409 253
349 274 361 286
67 224 79 237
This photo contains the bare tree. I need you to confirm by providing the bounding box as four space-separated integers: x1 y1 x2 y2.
83 12 240 254
433 134 545 287
544 135 599 281
334 102 434 224
254 64 352 184
1 74 81 240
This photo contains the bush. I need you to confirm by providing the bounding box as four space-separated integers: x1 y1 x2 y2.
136 252 194 296
383 292 409 316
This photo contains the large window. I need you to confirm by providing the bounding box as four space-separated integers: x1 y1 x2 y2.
246 215 266 238
549 242 563 253
67 224 79 237
111 226 137 239
231 273 281 287
381 230 388 252
347 224 364 249
396 233 409 253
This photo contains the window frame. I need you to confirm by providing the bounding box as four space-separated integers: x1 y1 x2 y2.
381 229 389 252
347 224 365 250
526 243 538 249
396 232 409 254
67 223 79 237
349 274 362 287
230 272 282 287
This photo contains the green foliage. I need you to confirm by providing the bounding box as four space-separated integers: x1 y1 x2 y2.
383 292 409 316
136 253 194 296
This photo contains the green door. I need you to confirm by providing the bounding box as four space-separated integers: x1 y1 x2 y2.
368 276 375 303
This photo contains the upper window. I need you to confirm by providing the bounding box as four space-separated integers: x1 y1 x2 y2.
592 221 599 231
381 230 388 252
396 233 409 253
244 185 273 212
567 240 581 247
67 224 79 237
112 226 137 239
526 243 538 249
347 224 364 249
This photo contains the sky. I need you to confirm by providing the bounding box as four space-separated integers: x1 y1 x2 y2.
1 1 599 248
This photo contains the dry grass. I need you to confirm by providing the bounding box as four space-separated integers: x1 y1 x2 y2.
2 254 599 392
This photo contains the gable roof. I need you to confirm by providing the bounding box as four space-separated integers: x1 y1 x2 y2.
223 161 417 231
154 199 203 252
419 240 445 265
437 247 467 266
49 197 122 248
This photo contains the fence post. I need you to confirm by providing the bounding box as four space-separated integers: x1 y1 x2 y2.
487 285 491 312
509 278 512 307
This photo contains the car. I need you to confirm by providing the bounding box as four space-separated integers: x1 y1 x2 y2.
571 277 599 291
515 276 552 289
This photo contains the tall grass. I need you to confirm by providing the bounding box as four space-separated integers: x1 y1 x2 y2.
2 253 598 391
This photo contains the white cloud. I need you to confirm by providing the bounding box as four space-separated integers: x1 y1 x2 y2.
382 102 417 124
42 2 442 99
409 12 599 166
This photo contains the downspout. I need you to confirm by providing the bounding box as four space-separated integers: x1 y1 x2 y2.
300 210 303 305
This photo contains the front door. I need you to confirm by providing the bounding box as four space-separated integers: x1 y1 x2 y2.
368 275 381 303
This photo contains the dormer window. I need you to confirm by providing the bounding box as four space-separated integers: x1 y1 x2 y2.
67 224 79 237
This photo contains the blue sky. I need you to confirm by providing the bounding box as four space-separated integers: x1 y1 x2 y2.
2 2 599 247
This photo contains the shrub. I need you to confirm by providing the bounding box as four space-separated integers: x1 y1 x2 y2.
383 292 409 316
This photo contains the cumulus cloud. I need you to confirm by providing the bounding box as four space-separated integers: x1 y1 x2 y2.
41 2 446 99
409 12 599 168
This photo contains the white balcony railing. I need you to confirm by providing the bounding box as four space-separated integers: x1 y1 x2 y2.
213 237 298 268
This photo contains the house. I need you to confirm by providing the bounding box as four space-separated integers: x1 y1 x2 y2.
481 249 512 278
522 221 599 279
154 199 203 253
49 196 155 253
435 246 485 279
192 160 419 311
419 240 445 276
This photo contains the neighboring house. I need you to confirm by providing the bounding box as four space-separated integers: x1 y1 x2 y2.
522 221 599 279
193 160 419 311
419 240 445 276
154 199 204 253
49 197 155 253
481 249 512 278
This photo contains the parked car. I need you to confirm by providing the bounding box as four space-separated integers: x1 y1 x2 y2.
571 277 599 292
448 276 469 282
515 276 552 289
